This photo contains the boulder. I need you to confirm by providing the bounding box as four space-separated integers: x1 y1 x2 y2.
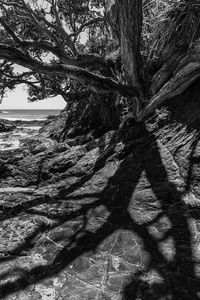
0 120 15 132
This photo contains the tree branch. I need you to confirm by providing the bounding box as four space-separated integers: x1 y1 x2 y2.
137 54 200 121
75 53 113 76
1 70 34 79
151 53 185 95
20 40 72 63
69 17 104 38
0 43 138 97
0 16 22 44
19 0 61 46
0 0 77 55
0 1 23 9
51 0 77 54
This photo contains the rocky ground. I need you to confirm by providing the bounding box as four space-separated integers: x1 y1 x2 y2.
0 119 45 151
0 84 200 299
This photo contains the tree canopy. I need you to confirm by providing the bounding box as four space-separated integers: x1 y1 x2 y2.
0 0 200 122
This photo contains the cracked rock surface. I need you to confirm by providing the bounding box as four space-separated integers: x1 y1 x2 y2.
1 84 200 299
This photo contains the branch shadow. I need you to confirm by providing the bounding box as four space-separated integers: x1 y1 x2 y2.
0 124 199 299
185 132 200 194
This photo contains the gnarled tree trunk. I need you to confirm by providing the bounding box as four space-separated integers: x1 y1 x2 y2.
106 1 200 123
105 0 144 97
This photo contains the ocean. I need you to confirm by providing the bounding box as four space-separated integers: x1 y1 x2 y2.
0 109 61 121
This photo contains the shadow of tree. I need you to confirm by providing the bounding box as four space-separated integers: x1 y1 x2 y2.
185 132 200 194
0 123 199 299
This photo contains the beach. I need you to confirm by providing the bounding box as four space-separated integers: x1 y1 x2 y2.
0 109 60 151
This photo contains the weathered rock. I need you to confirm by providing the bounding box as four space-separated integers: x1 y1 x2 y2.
0 120 15 132
1 82 200 299
38 108 68 140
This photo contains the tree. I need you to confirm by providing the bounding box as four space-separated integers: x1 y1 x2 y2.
0 0 200 123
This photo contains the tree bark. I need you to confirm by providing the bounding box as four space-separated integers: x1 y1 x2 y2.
105 0 144 97
0 44 138 98
137 52 200 121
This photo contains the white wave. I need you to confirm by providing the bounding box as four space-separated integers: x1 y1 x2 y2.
0 117 46 121
0 187 35 192
22 126 42 130
1 111 9 114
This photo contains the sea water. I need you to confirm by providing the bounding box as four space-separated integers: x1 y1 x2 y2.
0 109 61 121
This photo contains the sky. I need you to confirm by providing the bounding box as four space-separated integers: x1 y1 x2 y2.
0 85 66 110
0 64 66 110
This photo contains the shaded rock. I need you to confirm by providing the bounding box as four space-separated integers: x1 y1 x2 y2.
38 108 68 140
0 120 15 132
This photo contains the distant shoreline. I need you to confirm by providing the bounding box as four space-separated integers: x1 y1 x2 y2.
0 109 61 123
0 109 62 111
